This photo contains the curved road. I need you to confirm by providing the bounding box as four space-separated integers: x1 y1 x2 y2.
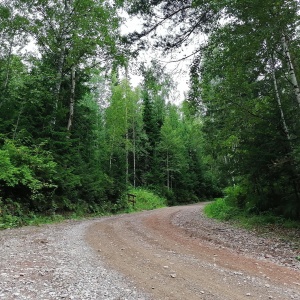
86 204 300 300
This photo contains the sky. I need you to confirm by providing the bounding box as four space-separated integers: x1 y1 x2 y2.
120 13 195 104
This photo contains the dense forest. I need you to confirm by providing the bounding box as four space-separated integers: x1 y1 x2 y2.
0 0 300 226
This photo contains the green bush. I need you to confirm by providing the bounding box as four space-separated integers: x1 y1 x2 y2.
0 139 57 213
204 198 300 229
223 185 247 208
122 188 167 212
204 198 240 220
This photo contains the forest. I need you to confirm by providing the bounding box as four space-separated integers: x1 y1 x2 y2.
0 0 300 227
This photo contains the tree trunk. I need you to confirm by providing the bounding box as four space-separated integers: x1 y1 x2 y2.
52 0 70 125
53 48 65 121
125 95 129 187
125 67 129 187
167 150 170 190
126 129 129 187
3 33 14 90
0 31 15 109
12 101 24 140
67 66 76 131
271 56 291 141
282 35 300 108
109 129 116 172
133 120 136 188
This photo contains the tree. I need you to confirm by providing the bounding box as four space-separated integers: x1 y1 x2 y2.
17 0 124 131
138 61 173 185
128 0 300 217
104 77 142 196
195 2 300 217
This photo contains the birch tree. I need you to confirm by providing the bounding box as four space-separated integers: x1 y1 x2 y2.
20 0 123 131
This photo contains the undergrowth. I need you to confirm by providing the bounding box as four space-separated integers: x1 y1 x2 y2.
0 188 167 229
204 198 300 229
119 187 167 213
0 213 65 229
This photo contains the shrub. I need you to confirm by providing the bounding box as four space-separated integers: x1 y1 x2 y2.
0 139 57 212
123 187 167 212
204 198 240 220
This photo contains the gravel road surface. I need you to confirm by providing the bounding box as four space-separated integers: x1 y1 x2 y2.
1 203 300 299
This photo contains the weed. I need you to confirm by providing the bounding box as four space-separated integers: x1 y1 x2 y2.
122 188 167 212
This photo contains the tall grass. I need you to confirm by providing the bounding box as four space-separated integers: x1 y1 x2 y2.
204 198 300 229
123 188 167 212
204 198 240 221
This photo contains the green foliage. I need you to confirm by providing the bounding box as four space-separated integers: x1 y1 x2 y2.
204 198 240 221
193 0 300 219
0 197 65 229
223 185 247 209
123 188 167 212
0 138 57 212
204 198 300 229
0 1 231 228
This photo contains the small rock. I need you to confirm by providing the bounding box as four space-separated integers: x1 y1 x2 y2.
170 274 176 278
61 294 68 298
246 293 251 296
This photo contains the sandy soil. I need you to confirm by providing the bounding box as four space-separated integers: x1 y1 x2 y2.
86 203 300 300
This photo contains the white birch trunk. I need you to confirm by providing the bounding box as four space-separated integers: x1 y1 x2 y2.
133 119 136 188
271 56 291 141
125 67 129 187
109 129 116 171
67 66 76 131
0 32 15 109
167 150 170 190
282 35 300 108
126 128 129 187
12 102 24 140
4 33 14 90
52 0 70 125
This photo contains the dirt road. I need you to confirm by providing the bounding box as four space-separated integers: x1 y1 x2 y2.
86 204 300 300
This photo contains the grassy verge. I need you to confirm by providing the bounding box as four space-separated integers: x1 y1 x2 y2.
120 187 167 213
0 213 65 229
204 198 300 230
0 188 167 229
205 198 300 253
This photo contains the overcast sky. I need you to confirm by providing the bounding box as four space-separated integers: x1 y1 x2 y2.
121 13 196 104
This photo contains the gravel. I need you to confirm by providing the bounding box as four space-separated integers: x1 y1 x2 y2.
0 219 149 300
0 206 299 300
171 207 300 271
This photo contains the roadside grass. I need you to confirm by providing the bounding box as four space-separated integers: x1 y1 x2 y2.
121 187 167 213
204 198 300 251
0 188 167 229
0 213 65 229
204 198 300 230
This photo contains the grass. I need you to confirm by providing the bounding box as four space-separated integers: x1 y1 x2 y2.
0 188 167 229
204 198 300 230
0 213 65 229
123 187 167 212
204 198 300 250
204 198 240 221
